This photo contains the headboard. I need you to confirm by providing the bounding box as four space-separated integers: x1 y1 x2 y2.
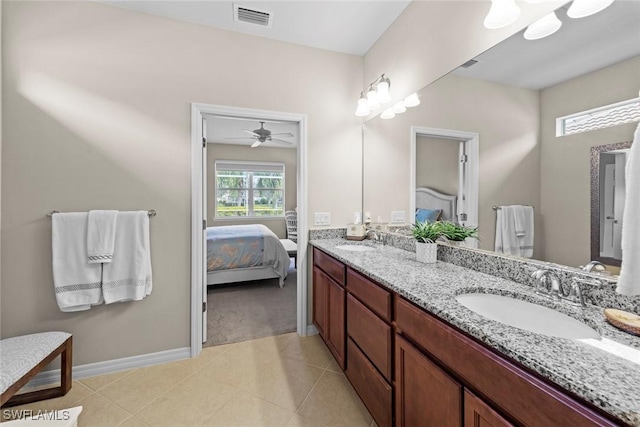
416 187 457 222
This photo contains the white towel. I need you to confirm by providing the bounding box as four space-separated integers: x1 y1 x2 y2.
513 205 527 237
494 205 534 258
52 213 103 312
87 210 118 264
102 211 152 304
617 123 640 296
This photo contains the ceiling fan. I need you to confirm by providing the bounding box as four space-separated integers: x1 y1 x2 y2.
225 121 294 148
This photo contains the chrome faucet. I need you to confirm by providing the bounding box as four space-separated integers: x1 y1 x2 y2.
366 229 379 242
531 269 562 301
581 260 607 273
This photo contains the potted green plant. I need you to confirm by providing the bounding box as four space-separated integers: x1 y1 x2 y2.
411 221 441 264
437 221 478 246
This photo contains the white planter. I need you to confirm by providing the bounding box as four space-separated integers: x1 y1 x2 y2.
415 242 437 264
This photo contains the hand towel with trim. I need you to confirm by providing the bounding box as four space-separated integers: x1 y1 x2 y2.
87 210 118 264
617 123 640 296
516 205 534 258
102 211 152 304
52 212 103 312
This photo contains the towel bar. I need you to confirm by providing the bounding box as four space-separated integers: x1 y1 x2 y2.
492 205 534 211
47 210 156 218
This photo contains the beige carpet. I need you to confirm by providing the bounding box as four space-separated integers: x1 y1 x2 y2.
204 262 297 347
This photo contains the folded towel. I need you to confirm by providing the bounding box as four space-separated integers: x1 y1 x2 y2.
52 213 103 312
102 211 152 304
617 123 640 296
87 210 118 264
494 205 534 258
513 205 526 237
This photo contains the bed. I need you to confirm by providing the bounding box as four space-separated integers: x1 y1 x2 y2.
206 224 290 287
415 187 458 222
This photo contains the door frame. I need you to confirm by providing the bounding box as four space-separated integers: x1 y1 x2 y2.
190 103 308 357
409 126 479 244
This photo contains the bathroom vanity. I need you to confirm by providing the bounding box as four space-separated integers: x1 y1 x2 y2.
310 240 640 427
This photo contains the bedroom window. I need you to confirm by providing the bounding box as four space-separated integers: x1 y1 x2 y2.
214 161 285 219
556 97 640 137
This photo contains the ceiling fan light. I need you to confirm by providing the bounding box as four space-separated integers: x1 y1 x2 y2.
392 101 407 114
251 140 262 148
483 0 521 29
355 96 370 117
404 93 420 107
524 12 562 40
376 78 391 104
567 0 614 18
380 109 395 120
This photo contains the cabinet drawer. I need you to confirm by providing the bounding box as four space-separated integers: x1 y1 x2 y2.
313 248 345 286
395 297 618 427
345 338 393 427
346 268 392 322
347 294 392 381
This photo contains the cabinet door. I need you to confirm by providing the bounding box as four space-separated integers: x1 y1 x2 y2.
396 335 462 427
327 277 346 369
312 267 328 339
464 390 513 427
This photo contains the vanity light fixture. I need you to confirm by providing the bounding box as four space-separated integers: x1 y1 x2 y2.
567 0 615 18
485 0 615 40
355 92 370 117
483 0 521 29
403 93 420 107
392 101 407 114
524 11 562 40
380 109 396 120
354 74 391 116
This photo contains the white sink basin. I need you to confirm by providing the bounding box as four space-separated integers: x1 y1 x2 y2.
455 293 600 339
335 244 375 252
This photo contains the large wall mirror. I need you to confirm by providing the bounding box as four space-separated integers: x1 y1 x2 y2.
363 1 640 271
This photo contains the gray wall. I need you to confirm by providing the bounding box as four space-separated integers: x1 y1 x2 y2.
1 0 362 365
207 143 297 239
415 135 459 197
540 57 639 268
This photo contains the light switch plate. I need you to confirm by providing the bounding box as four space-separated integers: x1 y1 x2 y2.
391 211 406 223
314 212 331 226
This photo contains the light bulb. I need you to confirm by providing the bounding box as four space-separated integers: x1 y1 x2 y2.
404 93 420 107
392 102 407 114
380 109 395 120
483 0 521 29
376 78 391 104
567 0 614 18
367 88 380 109
524 12 562 40
355 96 370 117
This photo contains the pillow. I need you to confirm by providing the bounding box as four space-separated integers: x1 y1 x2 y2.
415 208 442 223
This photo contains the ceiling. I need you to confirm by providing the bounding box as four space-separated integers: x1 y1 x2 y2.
97 0 411 56
205 115 298 149
452 1 640 90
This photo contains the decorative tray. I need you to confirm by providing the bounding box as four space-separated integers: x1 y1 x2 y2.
604 308 640 336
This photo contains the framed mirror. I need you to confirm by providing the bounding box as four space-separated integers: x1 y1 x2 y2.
591 141 632 267
362 1 640 271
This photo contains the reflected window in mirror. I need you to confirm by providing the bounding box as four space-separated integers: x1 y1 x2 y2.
591 141 632 267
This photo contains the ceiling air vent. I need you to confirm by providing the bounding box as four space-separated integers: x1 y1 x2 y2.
234 4 273 28
460 59 478 69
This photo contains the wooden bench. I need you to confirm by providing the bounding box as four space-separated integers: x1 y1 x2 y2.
0 332 73 408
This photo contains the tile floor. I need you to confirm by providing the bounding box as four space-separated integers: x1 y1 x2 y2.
2 333 377 427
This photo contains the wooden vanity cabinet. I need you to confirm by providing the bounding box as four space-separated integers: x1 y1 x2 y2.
395 297 618 427
345 268 394 427
312 249 622 427
312 248 346 369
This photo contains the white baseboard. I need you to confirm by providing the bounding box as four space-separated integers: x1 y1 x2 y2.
306 324 318 336
26 347 191 389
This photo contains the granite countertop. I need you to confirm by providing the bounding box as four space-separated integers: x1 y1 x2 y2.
310 238 640 426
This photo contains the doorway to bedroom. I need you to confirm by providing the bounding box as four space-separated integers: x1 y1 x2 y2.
191 104 308 355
